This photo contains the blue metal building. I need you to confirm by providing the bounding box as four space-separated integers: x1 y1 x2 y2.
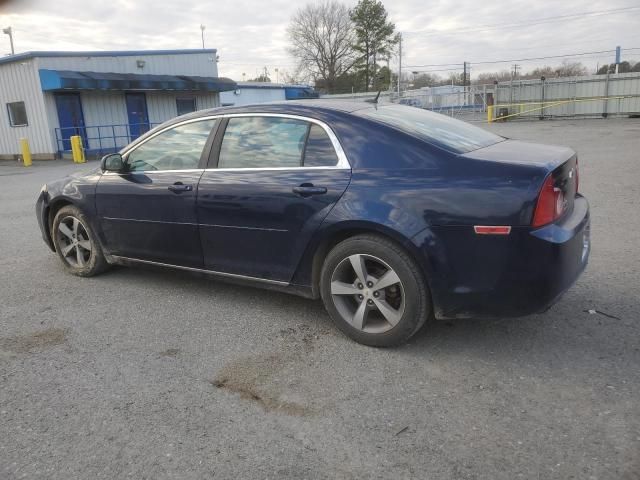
220 82 318 107
0 49 236 159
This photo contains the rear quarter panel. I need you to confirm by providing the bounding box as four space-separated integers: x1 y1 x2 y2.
291 116 567 314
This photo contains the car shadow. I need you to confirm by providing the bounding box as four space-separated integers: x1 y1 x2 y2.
103 263 328 315
96 265 627 365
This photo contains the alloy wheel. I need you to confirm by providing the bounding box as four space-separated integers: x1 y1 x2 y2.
56 216 92 268
330 254 405 334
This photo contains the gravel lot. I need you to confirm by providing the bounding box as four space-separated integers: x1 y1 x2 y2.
1 118 639 479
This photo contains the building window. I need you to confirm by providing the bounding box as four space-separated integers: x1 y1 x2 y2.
7 101 28 127
176 98 196 116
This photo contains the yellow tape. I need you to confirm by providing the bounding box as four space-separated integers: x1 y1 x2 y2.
489 95 639 122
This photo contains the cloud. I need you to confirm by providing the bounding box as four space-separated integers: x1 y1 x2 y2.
1 0 638 80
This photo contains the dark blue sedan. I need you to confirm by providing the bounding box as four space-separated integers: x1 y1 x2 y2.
36 101 590 346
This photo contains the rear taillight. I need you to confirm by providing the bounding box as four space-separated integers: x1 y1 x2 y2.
532 174 565 227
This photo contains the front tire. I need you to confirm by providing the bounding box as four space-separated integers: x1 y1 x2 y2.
320 234 431 347
52 205 108 277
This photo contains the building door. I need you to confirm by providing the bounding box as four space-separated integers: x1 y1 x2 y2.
125 92 150 141
55 93 88 152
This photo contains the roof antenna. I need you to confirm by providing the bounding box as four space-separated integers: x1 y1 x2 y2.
366 89 382 105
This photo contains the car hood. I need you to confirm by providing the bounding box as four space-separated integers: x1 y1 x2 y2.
70 166 102 178
460 139 575 172
42 166 102 204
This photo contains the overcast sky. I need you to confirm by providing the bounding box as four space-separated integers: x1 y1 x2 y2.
1 0 639 81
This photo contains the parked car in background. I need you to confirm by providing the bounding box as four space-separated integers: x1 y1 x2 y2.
398 97 422 108
36 101 590 347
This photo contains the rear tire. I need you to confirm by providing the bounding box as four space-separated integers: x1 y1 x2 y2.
52 205 108 277
320 234 431 347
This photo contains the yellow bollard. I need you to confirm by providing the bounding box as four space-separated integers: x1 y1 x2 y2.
20 138 32 167
70 135 85 163
487 105 494 123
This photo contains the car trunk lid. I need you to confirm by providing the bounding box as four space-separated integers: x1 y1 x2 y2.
461 139 578 223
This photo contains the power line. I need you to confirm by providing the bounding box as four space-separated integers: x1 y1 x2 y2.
406 49 618 68
403 6 640 37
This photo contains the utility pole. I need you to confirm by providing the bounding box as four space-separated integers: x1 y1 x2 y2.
463 61 469 87
512 64 520 79
397 33 402 98
200 25 206 49
2 26 14 55
386 57 391 91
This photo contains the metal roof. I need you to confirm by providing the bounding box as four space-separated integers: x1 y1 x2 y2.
236 82 314 90
38 69 236 92
0 49 217 66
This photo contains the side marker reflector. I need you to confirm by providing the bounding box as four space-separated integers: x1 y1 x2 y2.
474 226 512 235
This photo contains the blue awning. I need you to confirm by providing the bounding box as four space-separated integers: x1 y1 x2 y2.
39 69 237 92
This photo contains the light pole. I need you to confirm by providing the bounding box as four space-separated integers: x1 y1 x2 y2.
3 26 14 55
200 24 206 49
397 33 402 97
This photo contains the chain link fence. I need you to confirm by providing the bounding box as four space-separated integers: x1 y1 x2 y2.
321 72 640 122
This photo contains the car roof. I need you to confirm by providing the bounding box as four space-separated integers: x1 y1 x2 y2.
182 99 377 121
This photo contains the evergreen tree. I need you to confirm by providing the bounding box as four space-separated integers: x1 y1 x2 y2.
350 0 396 92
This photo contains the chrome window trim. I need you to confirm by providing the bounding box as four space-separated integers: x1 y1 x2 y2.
102 168 204 176
119 117 218 157
117 112 351 173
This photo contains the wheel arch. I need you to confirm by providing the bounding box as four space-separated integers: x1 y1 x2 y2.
45 197 78 251
291 220 433 299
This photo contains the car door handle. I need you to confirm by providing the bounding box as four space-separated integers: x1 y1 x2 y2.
168 182 193 193
292 185 327 197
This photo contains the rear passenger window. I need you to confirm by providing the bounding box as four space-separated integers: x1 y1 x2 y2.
303 124 339 167
218 117 309 168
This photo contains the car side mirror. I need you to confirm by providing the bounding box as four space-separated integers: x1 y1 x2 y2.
101 153 124 172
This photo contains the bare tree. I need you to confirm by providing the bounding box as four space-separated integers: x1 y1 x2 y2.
554 60 587 77
287 1 357 93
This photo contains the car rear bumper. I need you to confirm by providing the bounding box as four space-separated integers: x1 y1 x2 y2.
417 195 590 319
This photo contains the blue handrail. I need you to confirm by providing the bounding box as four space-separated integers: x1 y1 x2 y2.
54 122 160 155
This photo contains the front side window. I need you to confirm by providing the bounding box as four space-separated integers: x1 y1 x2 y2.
126 119 216 172
218 117 309 169
7 101 28 127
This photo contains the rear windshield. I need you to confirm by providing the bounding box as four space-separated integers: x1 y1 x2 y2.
356 105 503 153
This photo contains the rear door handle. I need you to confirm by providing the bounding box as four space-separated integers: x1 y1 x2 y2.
292 185 327 197
168 182 193 193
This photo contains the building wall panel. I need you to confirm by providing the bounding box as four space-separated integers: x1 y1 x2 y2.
220 87 285 106
37 52 218 77
0 60 55 156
